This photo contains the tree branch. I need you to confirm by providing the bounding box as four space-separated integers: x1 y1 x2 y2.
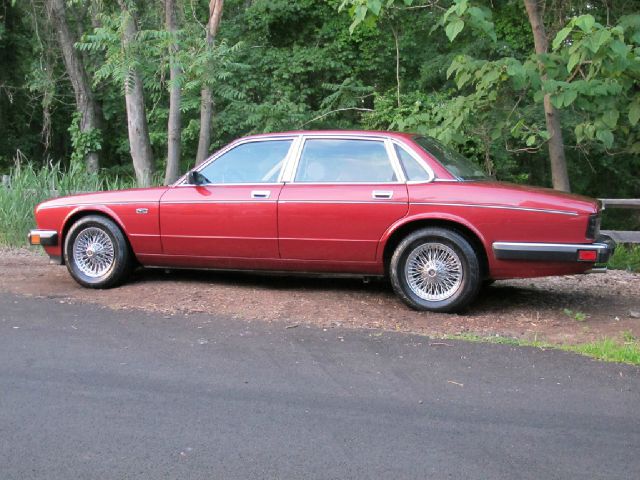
300 107 374 128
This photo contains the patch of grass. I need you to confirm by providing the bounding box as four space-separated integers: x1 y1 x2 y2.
0 160 136 247
563 308 587 322
446 333 640 365
563 339 640 365
608 244 640 272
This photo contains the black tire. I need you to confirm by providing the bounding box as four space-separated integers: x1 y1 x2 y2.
64 215 133 288
389 227 482 313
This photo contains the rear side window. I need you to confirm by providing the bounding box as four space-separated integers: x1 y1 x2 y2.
395 145 430 181
199 139 292 184
294 139 396 183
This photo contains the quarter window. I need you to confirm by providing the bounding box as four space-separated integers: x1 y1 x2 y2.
198 140 292 184
294 139 396 183
395 145 430 182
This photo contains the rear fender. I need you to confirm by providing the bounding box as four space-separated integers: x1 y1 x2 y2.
376 212 490 263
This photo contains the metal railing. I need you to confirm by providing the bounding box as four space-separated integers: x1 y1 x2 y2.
600 199 640 244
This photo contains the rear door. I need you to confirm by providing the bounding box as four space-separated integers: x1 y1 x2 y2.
278 136 409 262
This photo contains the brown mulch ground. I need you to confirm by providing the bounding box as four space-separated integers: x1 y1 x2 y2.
1 247 639 344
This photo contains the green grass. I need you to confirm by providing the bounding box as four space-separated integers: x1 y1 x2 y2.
563 338 640 364
0 161 136 247
608 244 640 272
446 333 640 365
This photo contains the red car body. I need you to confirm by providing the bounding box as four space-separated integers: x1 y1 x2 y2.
29 131 614 311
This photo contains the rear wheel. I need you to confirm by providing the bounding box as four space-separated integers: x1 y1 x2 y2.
390 227 481 312
64 215 132 288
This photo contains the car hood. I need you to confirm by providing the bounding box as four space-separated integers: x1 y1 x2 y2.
36 186 169 210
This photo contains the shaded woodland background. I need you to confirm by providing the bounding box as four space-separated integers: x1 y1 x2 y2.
0 0 639 210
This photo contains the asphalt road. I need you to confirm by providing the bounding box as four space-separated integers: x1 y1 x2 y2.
1 292 639 479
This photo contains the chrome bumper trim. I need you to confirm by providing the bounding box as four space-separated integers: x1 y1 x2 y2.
28 229 58 247
493 236 615 263
586 267 608 273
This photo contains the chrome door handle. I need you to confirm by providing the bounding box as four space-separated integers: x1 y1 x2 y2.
372 190 393 199
251 190 271 199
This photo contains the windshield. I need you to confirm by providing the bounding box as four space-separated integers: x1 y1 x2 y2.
413 136 488 181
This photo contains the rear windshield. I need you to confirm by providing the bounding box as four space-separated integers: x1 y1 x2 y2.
413 136 487 181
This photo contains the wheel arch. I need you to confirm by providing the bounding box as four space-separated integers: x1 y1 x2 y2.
379 215 490 279
61 207 134 265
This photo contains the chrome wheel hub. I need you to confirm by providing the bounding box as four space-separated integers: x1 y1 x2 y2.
405 243 463 302
73 227 115 278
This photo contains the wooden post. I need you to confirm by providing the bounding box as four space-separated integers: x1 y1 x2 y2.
1 175 10 188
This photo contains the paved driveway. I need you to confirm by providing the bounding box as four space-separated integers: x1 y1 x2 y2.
1 293 638 479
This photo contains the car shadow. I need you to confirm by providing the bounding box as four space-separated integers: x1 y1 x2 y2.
126 266 594 314
128 267 392 293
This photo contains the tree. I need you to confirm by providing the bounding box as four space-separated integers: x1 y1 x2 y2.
338 0 640 195
164 0 182 184
524 0 569 192
45 0 102 173
195 0 224 166
117 0 154 187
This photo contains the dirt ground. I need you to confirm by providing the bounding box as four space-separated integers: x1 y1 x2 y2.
1 247 639 344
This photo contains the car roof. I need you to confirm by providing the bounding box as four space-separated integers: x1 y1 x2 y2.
239 130 416 141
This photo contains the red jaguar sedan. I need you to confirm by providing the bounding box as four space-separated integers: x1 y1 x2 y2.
29 131 615 312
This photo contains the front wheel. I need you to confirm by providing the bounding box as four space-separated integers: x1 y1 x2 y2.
389 227 482 313
64 215 133 288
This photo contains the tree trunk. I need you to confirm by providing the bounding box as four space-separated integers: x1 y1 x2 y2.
164 0 181 185
118 1 154 187
524 0 570 192
46 0 101 173
195 0 224 166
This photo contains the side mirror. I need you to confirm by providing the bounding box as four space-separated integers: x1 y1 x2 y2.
187 170 206 185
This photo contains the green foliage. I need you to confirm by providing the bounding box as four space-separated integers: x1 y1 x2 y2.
563 309 587 322
608 244 640 272
68 113 102 167
341 0 640 202
0 158 135 247
0 0 638 222
449 333 640 365
565 338 640 365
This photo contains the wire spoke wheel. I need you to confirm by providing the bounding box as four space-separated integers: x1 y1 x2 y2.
72 227 115 278
405 242 463 302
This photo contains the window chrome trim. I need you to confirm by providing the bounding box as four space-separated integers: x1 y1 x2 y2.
280 135 304 183
176 136 299 187
389 139 435 184
175 133 441 187
384 139 406 183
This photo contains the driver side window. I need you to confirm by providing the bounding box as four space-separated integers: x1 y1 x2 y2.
198 139 293 184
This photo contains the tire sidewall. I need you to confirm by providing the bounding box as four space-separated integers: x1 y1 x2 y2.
64 216 130 288
390 228 481 312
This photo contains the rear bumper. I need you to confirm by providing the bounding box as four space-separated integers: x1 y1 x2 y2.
492 234 616 264
28 229 58 247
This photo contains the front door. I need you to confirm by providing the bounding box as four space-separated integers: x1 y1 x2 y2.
278 137 409 262
160 138 294 260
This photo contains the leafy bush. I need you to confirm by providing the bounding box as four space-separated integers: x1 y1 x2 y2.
609 244 640 272
0 161 135 247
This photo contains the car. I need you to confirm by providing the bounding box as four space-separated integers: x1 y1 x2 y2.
28 130 615 312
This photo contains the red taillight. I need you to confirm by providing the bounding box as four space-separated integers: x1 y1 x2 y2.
578 250 598 262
